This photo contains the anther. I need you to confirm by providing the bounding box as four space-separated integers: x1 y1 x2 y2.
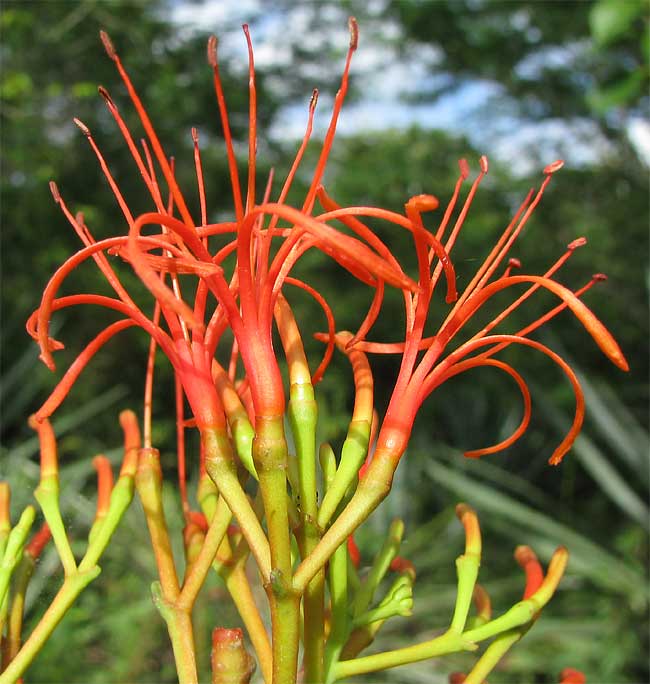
99 30 117 61
508 257 522 269
191 127 199 144
348 17 359 50
544 159 564 175
73 118 90 136
567 237 587 250
479 155 489 173
458 158 470 180
49 180 61 203
97 86 115 108
207 35 218 68
310 88 319 110
593 273 607 282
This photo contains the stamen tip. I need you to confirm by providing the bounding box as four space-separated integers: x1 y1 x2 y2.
310 88 319 110
508 257 522 269
593 272 607 282
207 35 218 67
479 155 489 173
48 180 60 203
544 159 564 175
99 30 116 60
568 237 587 250
97 86 115 107
348 17 359 50
458 158 470 180
191 126 199 144
73 117 90 136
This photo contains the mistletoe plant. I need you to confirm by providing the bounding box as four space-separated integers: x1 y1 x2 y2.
0 18 627 684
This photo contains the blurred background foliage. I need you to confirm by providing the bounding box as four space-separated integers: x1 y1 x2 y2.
1 0 648 682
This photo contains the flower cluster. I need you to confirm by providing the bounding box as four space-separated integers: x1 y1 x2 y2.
10 16 626 684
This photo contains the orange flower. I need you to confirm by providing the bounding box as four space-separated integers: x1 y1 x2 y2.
27 20 411 433
326 157 628 472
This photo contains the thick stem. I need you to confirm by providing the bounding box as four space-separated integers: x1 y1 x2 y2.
253 416 299 684
289 384 323 684
152 583 198 684
203 428 271 579
0 568 100 684
294 456 395 594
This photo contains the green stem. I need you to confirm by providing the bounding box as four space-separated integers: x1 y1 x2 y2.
177 497 231 611
332 630 475 680
464 629 522 684
34 478 76 576
317 420 370 529
0 507 35 607
449 553 481 634
135 449 180 599
352 519 403 619
203 428 271 580
152 582 198 684
1 554 34 670
0 567 101 684
323 538 348 684
294 457 395 594
289 384 323 684
254 416 299 684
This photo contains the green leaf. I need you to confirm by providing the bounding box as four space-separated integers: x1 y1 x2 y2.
590 0 645 46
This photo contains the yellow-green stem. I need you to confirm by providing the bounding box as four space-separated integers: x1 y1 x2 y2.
203 429 271 580
294 457 395 594
0 568 100 684
254 416 299 684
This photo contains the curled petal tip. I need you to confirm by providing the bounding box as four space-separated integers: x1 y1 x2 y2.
568 237 587 250
544 159 564 175
458 158 470 179
99 30 116 60
406 193 439 212
479 155 489 173
348 17 359 50
207 35 218 67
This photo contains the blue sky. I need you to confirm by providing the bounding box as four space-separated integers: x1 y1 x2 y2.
168 0 650 174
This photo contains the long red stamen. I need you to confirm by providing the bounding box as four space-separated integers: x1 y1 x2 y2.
420 333 585 465
73 118 135 226
191 128 208 229
98 86 165 212
284 277 336 384
433 358 531 458
207 35 244 223
175 373 189 513
243 24 257 214
143 301 161 449
100 30 195 228
36 320 137 419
